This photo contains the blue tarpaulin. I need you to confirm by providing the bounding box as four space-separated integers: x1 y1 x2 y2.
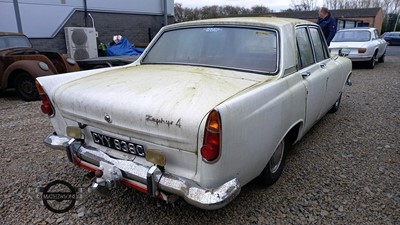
106 37 143 56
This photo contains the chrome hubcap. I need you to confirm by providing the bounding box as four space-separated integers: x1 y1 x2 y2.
269 140 284 174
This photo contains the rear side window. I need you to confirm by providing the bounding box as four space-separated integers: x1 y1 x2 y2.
296 28 314 69
309 27 328 62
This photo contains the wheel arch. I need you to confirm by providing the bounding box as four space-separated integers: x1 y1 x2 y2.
343 71 352 91
373 48 379 56
2 60 54 89
8 69 29 88
285 121 303 146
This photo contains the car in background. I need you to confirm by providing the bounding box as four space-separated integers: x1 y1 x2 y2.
329 28 387 69
37 17 352 209
0 32 80 101
382 32 400 45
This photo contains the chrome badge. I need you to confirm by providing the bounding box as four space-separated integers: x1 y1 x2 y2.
104 114 112 123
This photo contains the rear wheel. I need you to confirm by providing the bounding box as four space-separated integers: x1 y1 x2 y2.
15 73 39 101
258 138 288 186
378 52 385 63
367 53 376 69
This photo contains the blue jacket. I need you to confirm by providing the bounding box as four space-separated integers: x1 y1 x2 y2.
317 13 337 45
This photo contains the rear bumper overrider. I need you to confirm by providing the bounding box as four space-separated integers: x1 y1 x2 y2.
44 132 241 210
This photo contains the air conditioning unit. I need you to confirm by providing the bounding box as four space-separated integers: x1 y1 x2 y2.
64 27 98 60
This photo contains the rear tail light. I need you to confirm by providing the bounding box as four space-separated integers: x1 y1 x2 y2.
35 80 54 116
358 48 367 53
201 110 221 162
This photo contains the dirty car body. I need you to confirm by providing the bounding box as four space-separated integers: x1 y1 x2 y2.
37 18 352 209
0 32 79 101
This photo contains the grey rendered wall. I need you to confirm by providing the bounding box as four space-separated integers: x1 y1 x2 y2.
1 0 174 38
30 11 174 53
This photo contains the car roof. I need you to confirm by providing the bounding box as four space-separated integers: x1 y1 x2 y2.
0 32 26 36
166 17 315 30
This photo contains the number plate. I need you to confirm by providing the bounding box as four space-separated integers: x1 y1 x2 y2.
91 132 145 157
341 48 351 54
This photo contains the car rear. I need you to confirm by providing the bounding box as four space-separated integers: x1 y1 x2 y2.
35 18 283 209
329 29 374 61
35 63 266 208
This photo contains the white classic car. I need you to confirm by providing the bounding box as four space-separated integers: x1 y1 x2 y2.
36 17 352 209
329 27 387 69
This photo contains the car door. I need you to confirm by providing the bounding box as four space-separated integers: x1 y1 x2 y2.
373 29 386 57
296 26 329 132
308 26 343 114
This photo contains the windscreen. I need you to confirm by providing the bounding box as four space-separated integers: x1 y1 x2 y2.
332 30 371 42
142 27 278 74
0 35 32 51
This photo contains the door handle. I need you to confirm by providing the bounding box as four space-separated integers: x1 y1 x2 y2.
301 72 311 78
320 63 326 69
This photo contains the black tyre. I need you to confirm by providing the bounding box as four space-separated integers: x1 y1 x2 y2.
378 52 385 63
258 138 288 186
367 53 376 69
15 73 39 101
329 93 342 113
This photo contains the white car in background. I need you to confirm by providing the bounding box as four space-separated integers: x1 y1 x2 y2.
329 28 387 69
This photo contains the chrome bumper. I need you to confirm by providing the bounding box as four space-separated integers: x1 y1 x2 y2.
347 55 372 62
44 133 241 210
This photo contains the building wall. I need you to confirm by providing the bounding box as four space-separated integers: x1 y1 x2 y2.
334 15 383 33
374 9 384 33
302 9 384 33
1 0 174 38
29 11 173 53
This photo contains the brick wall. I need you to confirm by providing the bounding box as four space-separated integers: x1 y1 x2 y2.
303 12 384 34
30 11 174 53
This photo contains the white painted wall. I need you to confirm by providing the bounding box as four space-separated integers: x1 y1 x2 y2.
0 0 174 38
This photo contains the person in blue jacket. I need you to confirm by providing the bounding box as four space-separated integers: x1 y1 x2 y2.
317 7 337 46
